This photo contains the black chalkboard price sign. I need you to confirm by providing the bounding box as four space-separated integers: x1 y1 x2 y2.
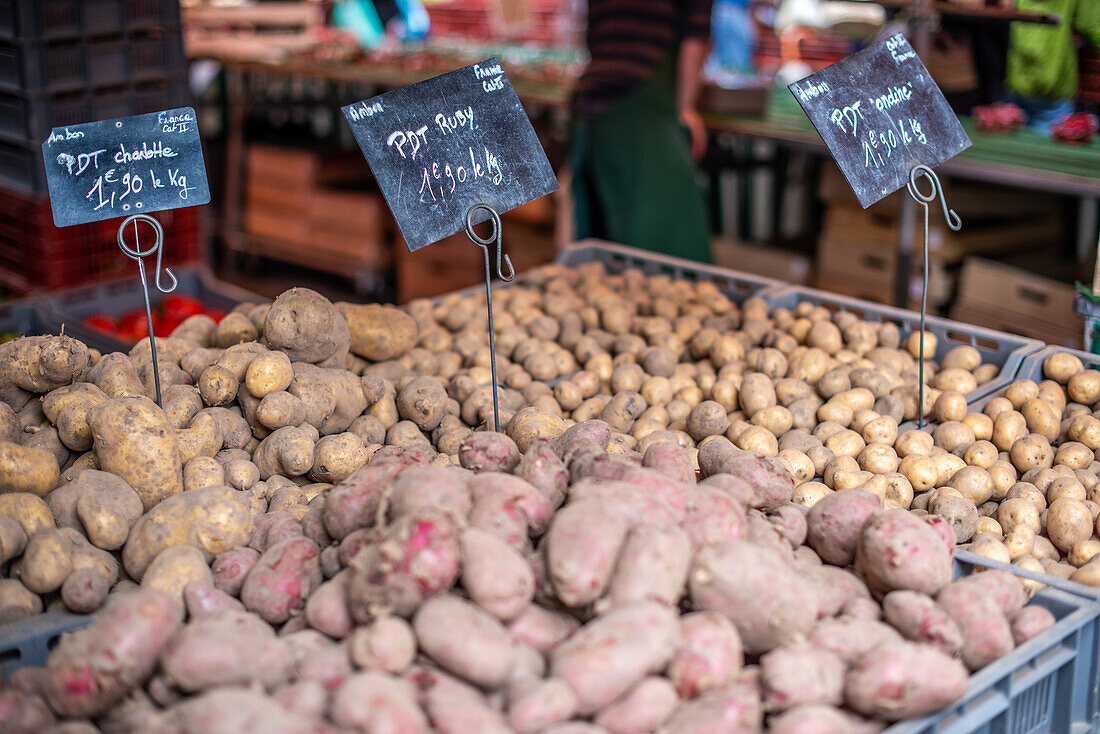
342 58 558 252
788 34 971 208
41 107 210 228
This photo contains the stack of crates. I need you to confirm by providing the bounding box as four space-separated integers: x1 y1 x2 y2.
0 0 197 294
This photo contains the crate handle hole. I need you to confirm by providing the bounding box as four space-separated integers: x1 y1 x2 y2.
1017 287 1049 305
974 336 1000 352
0 646 22 667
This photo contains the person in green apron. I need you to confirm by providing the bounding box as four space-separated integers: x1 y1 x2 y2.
1005 0 1100 133
571 0 713 263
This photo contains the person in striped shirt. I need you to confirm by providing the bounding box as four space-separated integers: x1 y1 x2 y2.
571 0 714 262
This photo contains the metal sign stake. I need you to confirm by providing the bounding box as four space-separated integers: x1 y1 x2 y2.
117 214 178 407
907 165 961 429
465 203 515 432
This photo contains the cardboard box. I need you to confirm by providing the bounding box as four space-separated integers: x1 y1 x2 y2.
821 203 1063 263
711 238 810 285
817 162 1062 222
815 236 953 309
951 258 1083 348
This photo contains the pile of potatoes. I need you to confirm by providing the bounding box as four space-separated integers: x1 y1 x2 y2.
880 351 1100 590
0 262 1014 623
0 425 1057 734
0 257 1080 731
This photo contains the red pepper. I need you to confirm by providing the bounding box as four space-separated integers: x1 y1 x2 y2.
81 314 116 333
161 294 205 322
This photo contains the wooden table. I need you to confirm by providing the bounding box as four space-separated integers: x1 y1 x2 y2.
703 94 1100 304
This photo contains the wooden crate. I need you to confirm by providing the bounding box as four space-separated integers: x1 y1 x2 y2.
711 238 811 285
245 187 391 271
246 144 366 188
183 2 324 63
396 218 557 303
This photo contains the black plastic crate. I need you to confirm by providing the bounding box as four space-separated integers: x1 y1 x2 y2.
87 37 127 85
0 88 88 140
0 27 183 96
0 0 80 39
0 297 63 337
0 0 180 40
0 135 43 192
0 37 84 91
128 28 185 82
0 74 188 193
42 264 262 353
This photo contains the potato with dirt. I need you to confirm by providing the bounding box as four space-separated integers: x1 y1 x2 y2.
87 396 183 511
161 609 293 692
122 485 253 580
1 334 91 400
546 500 629 607
508 407 569 453
345 508 461 620
844 641 969 721
856 509 953 597
806 489 882 566
41 382 108 451
460 527 534 621
760 644 846 711
339 302 419 361
253 426 316 479
15 526 72 594
0 441 59 497
0 577 42 623
413 592 517 689
263 287 350 366
606 524 692 609
667 611 743 699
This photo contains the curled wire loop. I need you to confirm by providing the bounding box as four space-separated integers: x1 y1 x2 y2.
117 214 177 293
465 203 515 282
907 165 961 232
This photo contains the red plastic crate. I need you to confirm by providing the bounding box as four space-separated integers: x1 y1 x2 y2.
0 185 205 295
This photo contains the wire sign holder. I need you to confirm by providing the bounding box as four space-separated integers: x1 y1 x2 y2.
907 165 962 429
466 204 515 431
789 33 972 428
117 214 178 405
41 108 210 408
342 60 557 433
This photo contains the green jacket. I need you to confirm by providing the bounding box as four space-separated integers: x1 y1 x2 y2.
1007 0 1100 99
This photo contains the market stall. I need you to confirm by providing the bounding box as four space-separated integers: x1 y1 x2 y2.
1 1 1100 732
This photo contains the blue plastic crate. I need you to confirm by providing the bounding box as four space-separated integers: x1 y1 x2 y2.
556 239 786 306
0 0 181 41
430 239 786 307
885 550 1100 734
0 555 1096 734
0 610 91 677
762 284 1043 409
0 295 61 338
38 263 264 354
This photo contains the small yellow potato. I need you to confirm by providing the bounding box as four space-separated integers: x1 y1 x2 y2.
996 496 1042 535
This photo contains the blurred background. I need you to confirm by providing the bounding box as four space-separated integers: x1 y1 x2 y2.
0 0 1096 348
